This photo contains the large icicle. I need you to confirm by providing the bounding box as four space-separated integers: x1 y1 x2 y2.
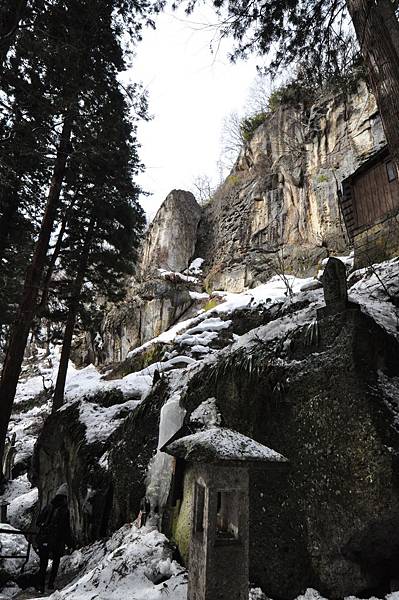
146 391 186 513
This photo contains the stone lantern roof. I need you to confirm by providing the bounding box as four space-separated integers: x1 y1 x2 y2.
162 426 288 465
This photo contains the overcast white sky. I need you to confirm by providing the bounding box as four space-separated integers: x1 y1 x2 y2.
129 6 262 221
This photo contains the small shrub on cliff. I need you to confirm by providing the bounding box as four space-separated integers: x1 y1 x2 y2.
227 174 241 187
268 81 314 112
240 112 268 142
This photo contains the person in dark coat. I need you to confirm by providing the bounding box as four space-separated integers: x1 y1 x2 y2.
35 484 73 593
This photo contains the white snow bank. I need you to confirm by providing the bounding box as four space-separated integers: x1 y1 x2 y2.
3 474 31 504
79 399 140 444
189 291 209 301
184 317 231 335
321 251 354 269
8 487 38 531
213 275 314 315
175 331 219 347
64 364 152 402
186 257 204 276
30 525 187 600
126 315 201 359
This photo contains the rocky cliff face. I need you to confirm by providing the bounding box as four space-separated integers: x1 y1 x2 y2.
141 189 201 275
73 81 386 368
197 80 385 291
72 190 203 366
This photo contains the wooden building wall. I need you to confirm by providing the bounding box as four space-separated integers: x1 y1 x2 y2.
341 149 399 239
352 158 399 230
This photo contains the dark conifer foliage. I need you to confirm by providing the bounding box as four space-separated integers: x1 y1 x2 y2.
0 0 158 476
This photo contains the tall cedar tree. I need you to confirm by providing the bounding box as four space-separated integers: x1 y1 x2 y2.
52 62 145 411
0 0 157 478
178 0 399 168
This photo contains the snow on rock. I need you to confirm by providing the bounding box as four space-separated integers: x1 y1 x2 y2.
0 524 38 578
349 258 399 338
321 251 354 269
296 589 328 600
183 317 231 335
30 525 187 600
175 330 219 347
158 268 198 284
8 488 38 531
213 275 314 315
190 398 222 428
233 295 323 353
126 315 201 359
78 399 140 444
190 344 211 354
249 589 267 600
3 474 32 504
164 426 288 463
147 390 186 511
300 279 323 292
64 364 153 403
189 291 209 301
2 476 38 533
185 257 204 276
9 400 51 470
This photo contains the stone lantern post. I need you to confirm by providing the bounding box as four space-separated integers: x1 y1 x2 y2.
163 426 288 600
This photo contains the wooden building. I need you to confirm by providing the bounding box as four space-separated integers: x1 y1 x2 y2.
340 147 399 266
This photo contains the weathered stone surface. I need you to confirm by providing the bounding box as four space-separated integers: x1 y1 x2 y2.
141 190 201 276
171 309 399 598
197 80 387 291
72 191 202 367
30 402 113 546
108 380 170 531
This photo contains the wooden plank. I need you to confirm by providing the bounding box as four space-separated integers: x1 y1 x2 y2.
377 163 391 212
352 183 359 229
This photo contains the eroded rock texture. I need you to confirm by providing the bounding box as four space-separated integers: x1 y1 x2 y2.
171 309 399 598
72 190 202 366
74 82 388 367
141 189 201 275
197 80 386 290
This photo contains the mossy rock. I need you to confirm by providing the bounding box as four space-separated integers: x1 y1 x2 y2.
173 469 195 564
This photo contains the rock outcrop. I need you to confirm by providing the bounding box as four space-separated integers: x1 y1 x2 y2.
172 308 399 598
74 81 388 368
141 189 201 275
72 190 202 366
197 80 385 291
32 253 399 599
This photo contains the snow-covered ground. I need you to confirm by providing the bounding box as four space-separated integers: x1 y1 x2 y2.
26 525 187 600
2 255 399 599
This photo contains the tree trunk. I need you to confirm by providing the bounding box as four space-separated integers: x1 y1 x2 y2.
0 110 73 479
0 189 20 264
52 218 95 412
37 196 77 315
346 0 399 169
379 0 399 57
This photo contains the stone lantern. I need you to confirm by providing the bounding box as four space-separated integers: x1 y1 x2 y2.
163 426 288 600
